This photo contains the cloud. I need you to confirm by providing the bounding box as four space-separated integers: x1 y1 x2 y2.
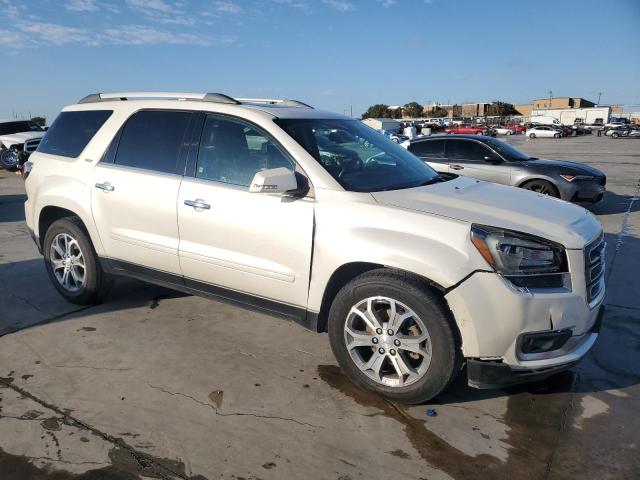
125 0 193 25
215 1 242 14
379 0 397 7
0 0 21 19
0 29 23 47
65 0 99 12
270 0 310 10
101 24 218 46
323 0 355 12
19 22 95 45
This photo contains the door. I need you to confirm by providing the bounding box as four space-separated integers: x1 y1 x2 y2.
408 139 449 173
91 110 193 275
177 114 314 308
446 139 510 185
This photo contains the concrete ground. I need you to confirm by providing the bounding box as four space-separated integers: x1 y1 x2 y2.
0 134 638 480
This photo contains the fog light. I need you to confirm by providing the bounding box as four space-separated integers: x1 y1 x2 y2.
520 329 572 354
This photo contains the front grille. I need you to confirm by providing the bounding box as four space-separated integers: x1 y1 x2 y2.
584 233 605 306
24 138 41 153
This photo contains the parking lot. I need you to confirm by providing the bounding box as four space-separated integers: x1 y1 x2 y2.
0 134 638 480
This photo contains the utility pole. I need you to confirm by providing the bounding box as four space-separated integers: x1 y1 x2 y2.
548 90 553 109
597 92 602 105
350 105 353 118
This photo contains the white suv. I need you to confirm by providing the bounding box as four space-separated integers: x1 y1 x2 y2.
24 92 605 403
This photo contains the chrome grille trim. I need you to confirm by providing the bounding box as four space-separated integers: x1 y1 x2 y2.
24 138 41 153
584 233 605 307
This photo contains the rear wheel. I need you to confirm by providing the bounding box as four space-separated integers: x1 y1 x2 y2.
611 132 619 138
328 269 460 404
521 179 559 198
529 133 536 139
43 217 111 305
554 133 561 138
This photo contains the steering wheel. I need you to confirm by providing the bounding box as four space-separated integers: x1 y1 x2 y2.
365 151 386 165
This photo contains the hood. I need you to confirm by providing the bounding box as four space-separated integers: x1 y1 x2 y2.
523 158 605 177
0 131 45 146
371 176 601 249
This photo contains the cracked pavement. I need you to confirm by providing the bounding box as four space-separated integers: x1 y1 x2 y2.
1 135 639 479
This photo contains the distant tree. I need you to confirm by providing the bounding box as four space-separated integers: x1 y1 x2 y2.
403 102 424 118
428 106 448 118
391 107 403 119
486 102 518 117
31 116 46 127
362 104 391 119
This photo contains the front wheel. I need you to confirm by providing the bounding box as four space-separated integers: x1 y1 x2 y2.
0 149 19 171
521 179 559 198
328 269 460 404
554 133 561 138
43 217 111 305
529 133 536 138
611 132 619 138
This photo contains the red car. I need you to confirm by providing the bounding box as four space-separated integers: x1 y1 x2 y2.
506 124 526 134
444 124 487 135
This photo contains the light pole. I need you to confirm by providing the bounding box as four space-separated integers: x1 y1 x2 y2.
548 90 553 109
597 92 602 105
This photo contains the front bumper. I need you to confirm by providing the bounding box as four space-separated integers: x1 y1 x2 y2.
562 178 606 203
467 306 603 388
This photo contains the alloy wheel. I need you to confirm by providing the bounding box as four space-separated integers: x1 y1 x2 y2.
49 233 86 292
343 296 432 388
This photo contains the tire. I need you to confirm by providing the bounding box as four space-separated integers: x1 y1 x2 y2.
327 269 461 404
529 133 536 138
0 148 19 171
554 133 560 139
521 179 560 198
611 132 619 138
43 217 111 305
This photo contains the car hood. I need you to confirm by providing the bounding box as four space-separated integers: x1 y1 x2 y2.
0 131 45 145
371 176 601 249
523 158 605 177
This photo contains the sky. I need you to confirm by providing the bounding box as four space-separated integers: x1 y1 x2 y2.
1 0 639 122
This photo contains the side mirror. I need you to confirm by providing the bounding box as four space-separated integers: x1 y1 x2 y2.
484 155 502 164
249 167 298 195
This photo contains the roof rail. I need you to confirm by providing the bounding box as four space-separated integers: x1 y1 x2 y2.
77 92 240 105
235 98 314 109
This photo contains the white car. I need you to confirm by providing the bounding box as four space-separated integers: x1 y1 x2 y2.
604 121 626 128
526 125 562 139
492 126 513 135
0 119 46 170
24 92 605 403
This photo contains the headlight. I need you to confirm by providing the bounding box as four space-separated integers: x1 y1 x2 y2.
471 224 568 288
560 174 595 182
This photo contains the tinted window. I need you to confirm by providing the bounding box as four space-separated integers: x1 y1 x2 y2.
114 110 191 174
410 140 445 158
0 121 43 135
38 111 112 158
447 140 491 161
197 115 294 187
276 118 438 192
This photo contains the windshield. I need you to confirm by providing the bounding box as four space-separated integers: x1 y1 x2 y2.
275 119 438 192
484 138 531 162
0 121 43 136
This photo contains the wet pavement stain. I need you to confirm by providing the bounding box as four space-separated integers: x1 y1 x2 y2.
318 364 575 480
208 390 224 409
20 409 44 420
78 327 96 332
261 462 276 469
387 449 411 459
41 417 62 431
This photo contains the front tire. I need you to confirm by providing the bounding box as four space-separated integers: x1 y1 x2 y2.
521 179 560 198
554 133 561 138
0 148 19 171
43 217 110 305
611 132 619 138
328 269 460 404
529 133 536 138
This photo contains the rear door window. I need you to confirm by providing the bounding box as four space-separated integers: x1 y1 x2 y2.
37 110 112 158
447 140 491 162
113 110 192 174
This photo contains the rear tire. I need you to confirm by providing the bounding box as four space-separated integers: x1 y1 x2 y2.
611 132 619 138
43 217 111 305
327 269 461 404
554 133 561 138
521 179 560 198
529 133 536 138
0 149 19 171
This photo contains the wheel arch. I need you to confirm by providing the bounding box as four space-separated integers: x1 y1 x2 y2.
314 262 448 333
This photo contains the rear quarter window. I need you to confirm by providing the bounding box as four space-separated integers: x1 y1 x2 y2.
37 110 113 158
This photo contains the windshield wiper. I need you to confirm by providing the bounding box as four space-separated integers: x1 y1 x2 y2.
418 174 448 186
528 157 538 160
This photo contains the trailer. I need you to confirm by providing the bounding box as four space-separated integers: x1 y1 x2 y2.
530 107 611 126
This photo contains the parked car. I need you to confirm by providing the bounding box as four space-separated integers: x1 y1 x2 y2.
25 92 605 404
604 126 630 137
405 135 606 203
444 124 488 135
0 120 46 170
492 126 513 135
605 121 627 128
609 127 640 139
506 124 526 134
526 125 562 138
382 130 409 143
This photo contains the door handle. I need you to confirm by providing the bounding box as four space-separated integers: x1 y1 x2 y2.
95 182 115 192
184 199 211 210
451 165 464 170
